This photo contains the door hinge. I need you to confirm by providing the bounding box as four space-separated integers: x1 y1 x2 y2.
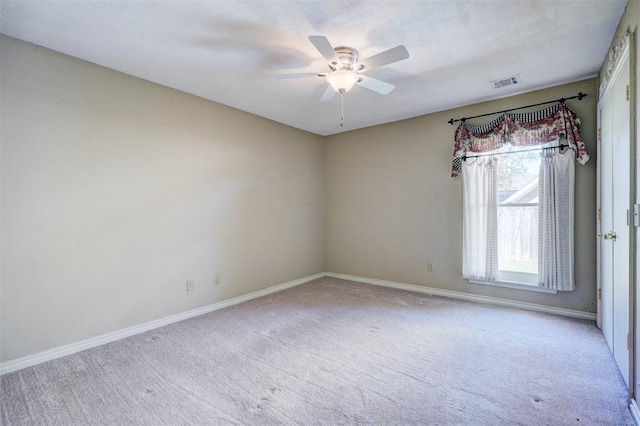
598 288 602 300
626 85 630 101
597 128 602 141
628 333 633 351
598 208 602 220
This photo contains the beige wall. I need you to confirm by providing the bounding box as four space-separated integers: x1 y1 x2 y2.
0 35 326 361
326 78 598 312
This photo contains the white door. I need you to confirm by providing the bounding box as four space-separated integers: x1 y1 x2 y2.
600 89 614 347
598 44 631 389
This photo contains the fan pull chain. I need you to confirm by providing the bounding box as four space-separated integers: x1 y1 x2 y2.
340 92 344 128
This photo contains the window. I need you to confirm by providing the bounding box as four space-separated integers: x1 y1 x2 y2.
461 146 576 292
495 149 540 286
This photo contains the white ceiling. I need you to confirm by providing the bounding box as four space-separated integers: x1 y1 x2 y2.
0 0 627 136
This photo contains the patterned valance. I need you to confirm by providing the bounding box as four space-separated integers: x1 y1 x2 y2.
451 103 589 177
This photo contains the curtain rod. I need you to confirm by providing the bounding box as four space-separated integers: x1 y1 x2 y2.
447 92 587 125
463 144 569 160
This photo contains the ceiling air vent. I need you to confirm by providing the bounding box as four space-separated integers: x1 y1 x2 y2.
490 74 522 89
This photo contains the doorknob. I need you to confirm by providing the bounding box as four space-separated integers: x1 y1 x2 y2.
603 231 617 241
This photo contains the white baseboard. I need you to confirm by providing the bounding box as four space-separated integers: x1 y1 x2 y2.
0 271 597 376
326 272 597 321
631 398 640 425
0 272 325 376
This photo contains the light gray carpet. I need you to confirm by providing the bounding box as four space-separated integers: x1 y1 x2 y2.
1 277 633 425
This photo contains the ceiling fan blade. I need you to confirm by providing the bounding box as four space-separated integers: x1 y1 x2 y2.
309 35 341 66
276 72 324 79
357 45 409 71
320 85 336 102
356 75 395 95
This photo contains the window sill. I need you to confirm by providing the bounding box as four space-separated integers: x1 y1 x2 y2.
468 279 558 294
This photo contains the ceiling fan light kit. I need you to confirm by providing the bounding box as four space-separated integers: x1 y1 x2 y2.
326 70 359 93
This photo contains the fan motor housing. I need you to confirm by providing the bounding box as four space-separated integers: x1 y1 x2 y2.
331 46 360 71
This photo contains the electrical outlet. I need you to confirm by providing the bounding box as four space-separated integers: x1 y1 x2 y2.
214 275 221 285
186 280 194 293
427 263 435 273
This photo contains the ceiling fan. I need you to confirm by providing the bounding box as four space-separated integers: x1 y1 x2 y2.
277 35 410 101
